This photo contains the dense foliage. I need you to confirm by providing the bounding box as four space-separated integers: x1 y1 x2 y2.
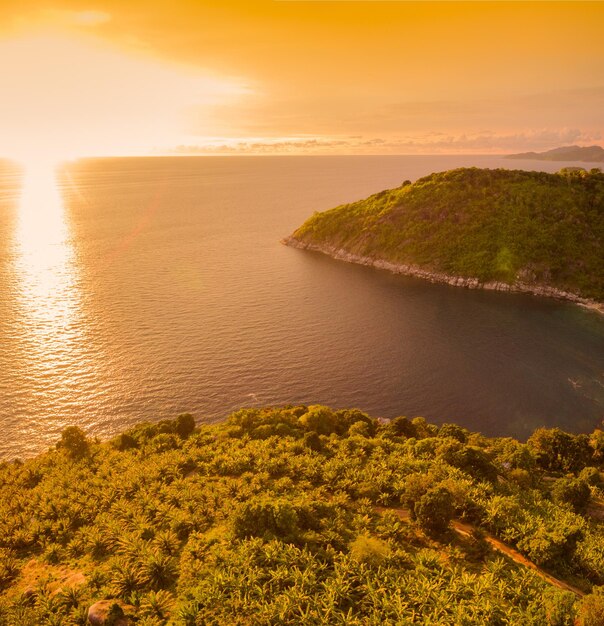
290 167 604 300
0 406 603 625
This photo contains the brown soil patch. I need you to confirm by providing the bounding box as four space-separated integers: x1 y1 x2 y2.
8 559 86 598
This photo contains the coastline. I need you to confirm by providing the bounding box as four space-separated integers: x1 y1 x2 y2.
283 236 604 315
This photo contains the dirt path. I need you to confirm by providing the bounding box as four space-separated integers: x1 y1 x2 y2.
376 506 585 598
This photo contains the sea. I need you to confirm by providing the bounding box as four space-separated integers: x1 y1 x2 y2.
0 154 602 458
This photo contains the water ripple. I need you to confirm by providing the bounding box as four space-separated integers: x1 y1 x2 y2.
0 155 603 459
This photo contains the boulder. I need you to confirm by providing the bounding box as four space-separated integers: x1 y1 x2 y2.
87 599 135 625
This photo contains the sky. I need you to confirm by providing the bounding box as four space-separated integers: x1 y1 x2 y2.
0 0 603 158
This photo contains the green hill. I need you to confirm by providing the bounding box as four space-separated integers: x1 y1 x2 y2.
286 167 604 304
1 407 604 624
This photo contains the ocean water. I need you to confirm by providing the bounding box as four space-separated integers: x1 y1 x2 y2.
0 154 602 458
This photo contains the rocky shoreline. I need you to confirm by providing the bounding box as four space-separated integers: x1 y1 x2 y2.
283 236 604 315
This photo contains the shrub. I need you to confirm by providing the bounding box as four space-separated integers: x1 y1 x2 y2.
508 468 533 488
110 562 143 597
349 534 390 565
0 549 19 589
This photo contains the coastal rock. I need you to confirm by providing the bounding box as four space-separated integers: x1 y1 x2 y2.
87 600 135 626
282 237 603 314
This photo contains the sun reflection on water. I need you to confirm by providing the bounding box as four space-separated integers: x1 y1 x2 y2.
11 158 96 437
16 162 79 330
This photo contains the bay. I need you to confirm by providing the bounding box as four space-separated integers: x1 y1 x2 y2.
0 155 602 458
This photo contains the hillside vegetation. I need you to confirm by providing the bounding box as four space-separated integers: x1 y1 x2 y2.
1 407 604 624
288 167 604 301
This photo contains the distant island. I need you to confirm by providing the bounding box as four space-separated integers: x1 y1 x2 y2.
285 167 604 311
0 407 603 624
507 145 604 163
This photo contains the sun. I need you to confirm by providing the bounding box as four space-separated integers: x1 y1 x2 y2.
10 146 74 177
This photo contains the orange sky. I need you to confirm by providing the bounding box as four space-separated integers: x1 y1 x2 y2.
0 1 603 158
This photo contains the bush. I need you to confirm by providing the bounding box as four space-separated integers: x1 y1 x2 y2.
0 549 19 589
349 534 390 565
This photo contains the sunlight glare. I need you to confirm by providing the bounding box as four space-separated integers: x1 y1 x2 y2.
10 157 98 426
0 33 252 158
15 159 79 330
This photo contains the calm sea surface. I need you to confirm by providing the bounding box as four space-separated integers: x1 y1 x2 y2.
0 155 603 458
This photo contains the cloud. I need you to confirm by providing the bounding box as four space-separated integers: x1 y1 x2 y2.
71 11 112 26
168 129 603 156
184 85 604 141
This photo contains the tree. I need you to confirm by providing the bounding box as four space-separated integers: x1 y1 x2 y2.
381 416 417 439
439 423 468 443
414 486 454 536
175 413 196 438
551 477 591 514
299 406 340 435
56 426 89 459
590 429 604 464
527 428 591 473
579 467 603 488
302 431 322 452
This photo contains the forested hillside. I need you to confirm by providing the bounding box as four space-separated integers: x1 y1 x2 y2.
1 406 604 624
287 168 604 302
